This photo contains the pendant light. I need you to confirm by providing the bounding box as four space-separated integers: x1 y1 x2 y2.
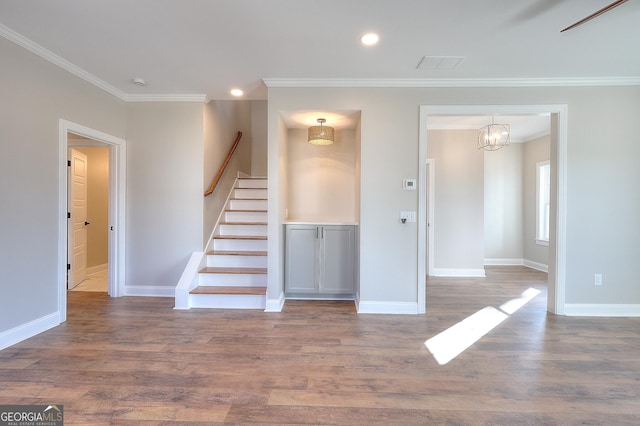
308 118 334 145
478 117 510 151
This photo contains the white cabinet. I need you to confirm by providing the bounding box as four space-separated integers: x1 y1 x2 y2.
285 224 356 296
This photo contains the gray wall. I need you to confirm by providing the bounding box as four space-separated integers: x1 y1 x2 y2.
427 130 485 274
484 143 524 262
267 85 640 308
126 102 204 288
0 37 126 334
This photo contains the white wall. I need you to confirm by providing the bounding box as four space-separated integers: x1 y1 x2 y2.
427 130 485 275
286 128 357 223
0 37 126 335
267 85 640 311
484 143 524 262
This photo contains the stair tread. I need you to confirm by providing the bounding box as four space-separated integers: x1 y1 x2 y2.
208 250 267 256
200 267 267 274
190 286 267 295
213 235 267 240
225 209 267 213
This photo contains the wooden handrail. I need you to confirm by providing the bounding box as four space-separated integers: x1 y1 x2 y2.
204 131 243 196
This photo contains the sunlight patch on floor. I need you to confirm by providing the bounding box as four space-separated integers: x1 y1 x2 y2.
425 287 541 365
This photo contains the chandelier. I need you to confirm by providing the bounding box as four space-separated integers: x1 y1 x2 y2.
478 117 510 151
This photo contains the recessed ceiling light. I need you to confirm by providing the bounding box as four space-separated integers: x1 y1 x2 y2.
230 88 244 97
131 77 146 86
361 33 379 46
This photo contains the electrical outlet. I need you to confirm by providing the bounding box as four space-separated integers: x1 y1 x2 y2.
594 273 602 286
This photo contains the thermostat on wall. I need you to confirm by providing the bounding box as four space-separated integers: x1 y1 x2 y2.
403 179 416 190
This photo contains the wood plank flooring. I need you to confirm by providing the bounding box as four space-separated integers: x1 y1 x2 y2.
1 266 640 425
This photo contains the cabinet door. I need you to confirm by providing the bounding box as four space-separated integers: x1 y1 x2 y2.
319 226 355 294
285 225 318 293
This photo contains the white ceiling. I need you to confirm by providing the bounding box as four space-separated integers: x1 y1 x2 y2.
1 0 639 102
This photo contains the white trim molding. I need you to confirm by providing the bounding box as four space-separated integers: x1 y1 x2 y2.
0 313 60 351
431 268 487 278
59 120 127 324
564 304 640 317
523 260 548 273
265 292 286 312
484 258 549 273
263 77 640 88
0 24 206 103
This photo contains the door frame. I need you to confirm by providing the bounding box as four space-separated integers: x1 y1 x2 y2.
418 105 567 315
58 119 126 322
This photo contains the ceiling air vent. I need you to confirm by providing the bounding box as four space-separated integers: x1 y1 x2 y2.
417 56 464 70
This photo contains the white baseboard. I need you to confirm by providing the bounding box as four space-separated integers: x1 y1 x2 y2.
265 292 285 312
523 259 548 272
357 301 418 314
123 286 175 297
484 258 549 273
564 304 640 317
431 268 486 278
0 312 60 351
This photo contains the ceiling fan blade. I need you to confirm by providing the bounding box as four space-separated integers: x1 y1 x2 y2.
561 0 628 32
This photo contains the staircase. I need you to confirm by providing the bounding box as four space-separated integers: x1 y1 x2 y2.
189 177 268 309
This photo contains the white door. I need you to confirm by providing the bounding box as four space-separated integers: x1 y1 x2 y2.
68 149 88 289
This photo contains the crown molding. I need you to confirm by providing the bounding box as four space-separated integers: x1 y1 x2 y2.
0 24 206 103
263 76 640 88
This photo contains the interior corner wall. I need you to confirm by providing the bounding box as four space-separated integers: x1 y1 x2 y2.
428 129 485 274
126 102 204 289
0 36 126 335
523 135 550 266
484 143 524 262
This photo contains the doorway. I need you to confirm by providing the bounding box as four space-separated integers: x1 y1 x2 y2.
418 105 567 316
68 143 110 292
58 120 126 322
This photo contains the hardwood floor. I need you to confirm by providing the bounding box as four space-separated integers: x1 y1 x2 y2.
2 266 640 425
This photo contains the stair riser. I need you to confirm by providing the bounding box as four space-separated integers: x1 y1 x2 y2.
229 199 268 210
218 224 267 236
207 255 267 268
189 293 266 309
224 211 267 223
234 188 267 199
237 179 267 189
213 239 268 251
199 273 267 286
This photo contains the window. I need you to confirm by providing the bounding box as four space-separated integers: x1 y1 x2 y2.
536 161 550 245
